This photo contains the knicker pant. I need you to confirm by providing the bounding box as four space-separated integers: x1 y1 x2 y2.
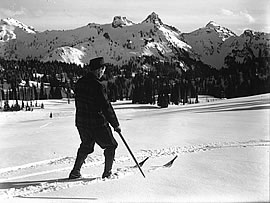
77 125 118 156
76 125 118 173
76 124 118 158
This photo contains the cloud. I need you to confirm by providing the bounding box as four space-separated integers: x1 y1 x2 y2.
0 7 27 18
240 11 255 23
221 9 234 16
220 9 255 24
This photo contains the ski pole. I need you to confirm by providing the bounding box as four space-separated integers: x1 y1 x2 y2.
117 132 146 178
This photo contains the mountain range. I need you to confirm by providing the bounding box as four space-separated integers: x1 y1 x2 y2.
0 12 269 69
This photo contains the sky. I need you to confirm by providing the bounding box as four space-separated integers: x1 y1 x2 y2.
0 0 269 35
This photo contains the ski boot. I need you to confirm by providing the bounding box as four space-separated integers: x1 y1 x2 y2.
68 153 87 179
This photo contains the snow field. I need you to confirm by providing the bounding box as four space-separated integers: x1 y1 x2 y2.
0 94 269 202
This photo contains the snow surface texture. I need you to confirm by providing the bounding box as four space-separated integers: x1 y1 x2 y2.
0 94 269 202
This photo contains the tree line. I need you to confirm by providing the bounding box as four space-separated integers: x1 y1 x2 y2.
0 55 269 111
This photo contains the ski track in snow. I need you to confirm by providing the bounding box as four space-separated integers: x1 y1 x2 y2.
0 139 269 199
39 122 52 128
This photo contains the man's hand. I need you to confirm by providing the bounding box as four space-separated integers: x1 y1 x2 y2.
114 126 121 134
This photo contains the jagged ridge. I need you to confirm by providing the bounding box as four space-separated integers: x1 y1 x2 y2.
0 14 269 70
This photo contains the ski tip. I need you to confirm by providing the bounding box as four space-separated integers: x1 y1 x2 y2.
133 156 150 168
163 155 178 168
144 157 150 162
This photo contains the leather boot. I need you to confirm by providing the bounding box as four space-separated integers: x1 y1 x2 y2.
102 148 115 178
69 154 87 179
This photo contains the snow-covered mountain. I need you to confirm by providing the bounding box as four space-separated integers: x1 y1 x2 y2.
226 30 270 64
182 21 270 69
0 12 193 67
0 18 36 41
0 13 269 69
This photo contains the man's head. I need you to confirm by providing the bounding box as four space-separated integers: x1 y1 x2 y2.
89 57 106 79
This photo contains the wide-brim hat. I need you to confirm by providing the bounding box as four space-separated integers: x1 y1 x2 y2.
89 57 106 71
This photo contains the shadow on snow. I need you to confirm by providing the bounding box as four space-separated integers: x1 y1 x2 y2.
0 177 97 190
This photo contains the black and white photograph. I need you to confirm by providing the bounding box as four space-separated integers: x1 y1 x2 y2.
0 0 269 202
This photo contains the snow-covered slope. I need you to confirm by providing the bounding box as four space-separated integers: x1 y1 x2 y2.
0 18 37 58
182 21 236 69
0 94 269 201
0 18 36 41
41 46 85 66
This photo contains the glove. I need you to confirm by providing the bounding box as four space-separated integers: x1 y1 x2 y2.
114 126 121 133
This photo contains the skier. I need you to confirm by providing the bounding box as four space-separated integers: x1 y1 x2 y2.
69 57 121 179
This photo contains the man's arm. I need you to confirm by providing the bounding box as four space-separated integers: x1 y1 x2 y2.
97 82 120 130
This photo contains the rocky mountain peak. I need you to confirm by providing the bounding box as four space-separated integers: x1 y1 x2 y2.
205 21 220 28
112 16 135 28
242 29 254 36
205 20 236 41
142 12 163 25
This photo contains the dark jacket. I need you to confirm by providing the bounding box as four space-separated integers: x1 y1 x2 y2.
75 72 119 129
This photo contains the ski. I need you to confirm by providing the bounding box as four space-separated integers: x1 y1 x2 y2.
162 155 178 168
149 155 178 170
106 155 178 179
132 157 149 168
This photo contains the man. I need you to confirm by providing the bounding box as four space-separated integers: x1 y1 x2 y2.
69 57 121 179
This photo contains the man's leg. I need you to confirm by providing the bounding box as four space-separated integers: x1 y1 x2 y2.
69 127 95 179
94 125 118 178
69 151 88 179
102 146 116 178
